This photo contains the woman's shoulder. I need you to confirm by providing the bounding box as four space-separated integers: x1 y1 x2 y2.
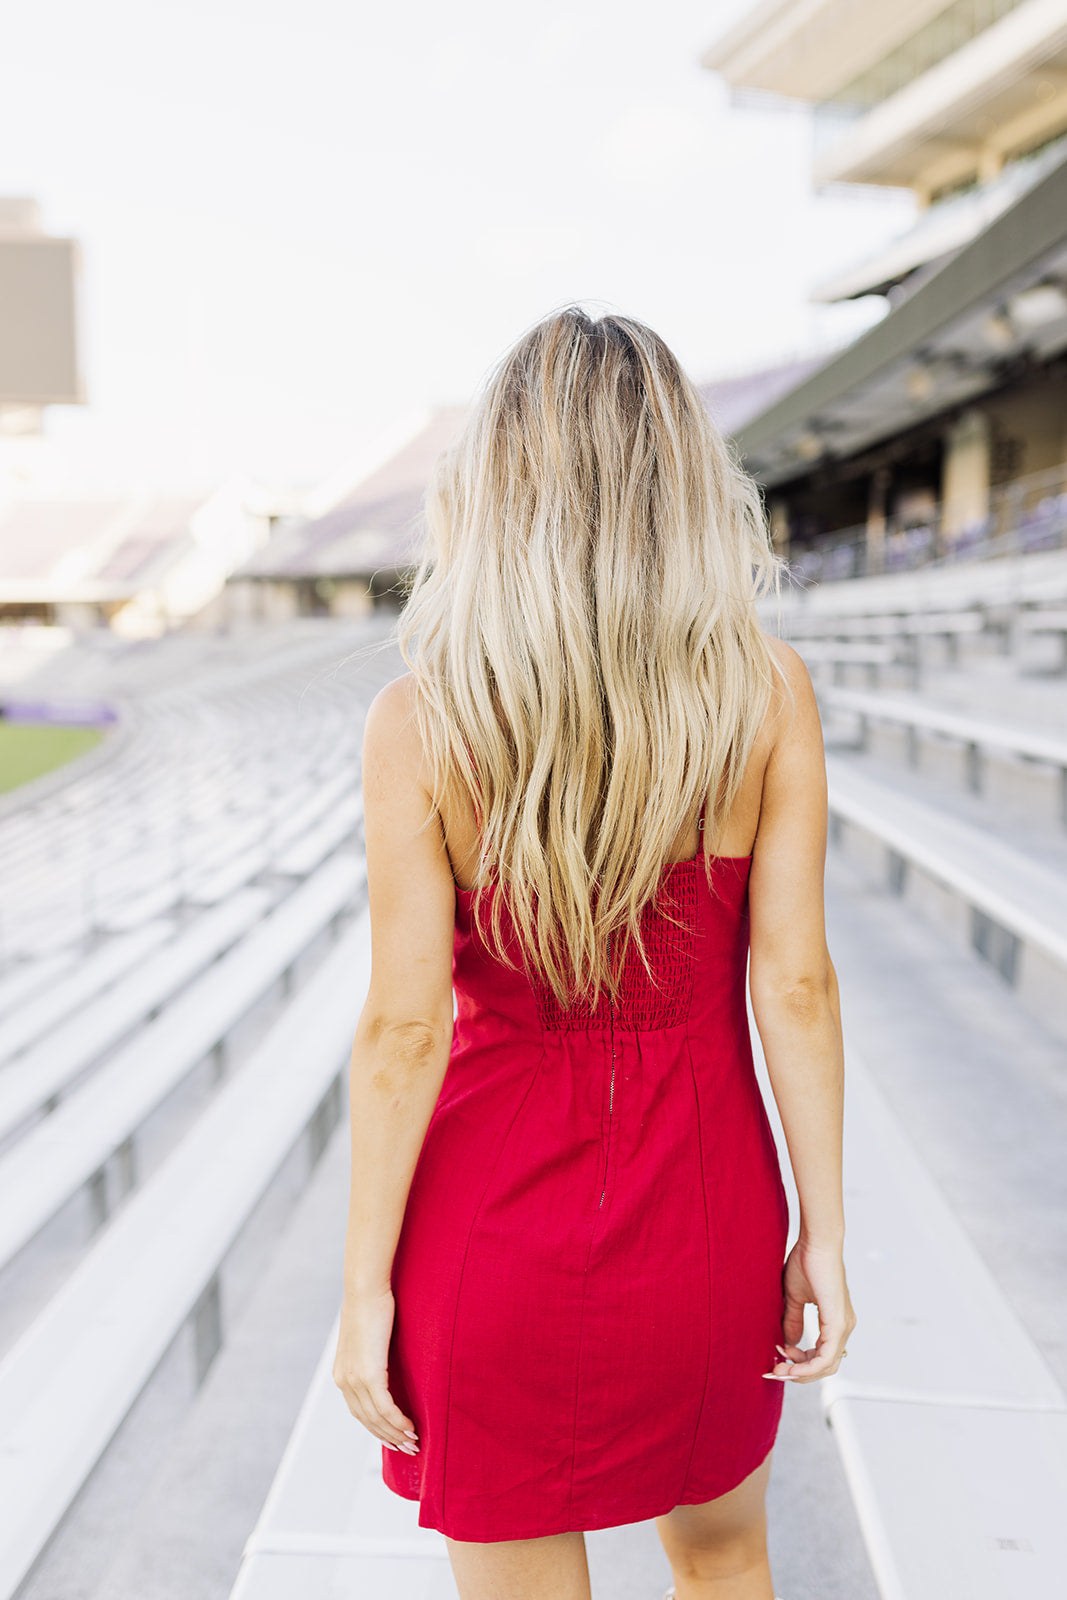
762 631 809 680
761 633 815 702
758 633 820 755
367 671 419 723
362 673 427 782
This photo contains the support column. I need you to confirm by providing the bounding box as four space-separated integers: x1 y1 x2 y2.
941 409 991 552
866 466 890 576
768 498 790 560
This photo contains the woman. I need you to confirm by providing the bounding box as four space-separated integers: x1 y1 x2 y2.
333 306 856 1600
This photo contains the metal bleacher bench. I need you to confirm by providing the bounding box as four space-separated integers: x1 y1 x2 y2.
1015 606 1067 671
820 1046 1067 1599
788 613 986 690
820 688 1067 827
0 889 274 1146
113 775 360 914
0 950 78 1021
0 922 174 1064
274 795 363 880
0 900 372 1600
824 757 1067 995
787 610 985 646
754 981 1067 1594
791 641 897 690
1 739 362 957
0 853 362 1272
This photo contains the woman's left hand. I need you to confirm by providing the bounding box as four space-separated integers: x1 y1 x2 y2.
332 1288 420 1454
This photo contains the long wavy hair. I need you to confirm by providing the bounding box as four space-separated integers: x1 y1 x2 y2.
396 305 790 1011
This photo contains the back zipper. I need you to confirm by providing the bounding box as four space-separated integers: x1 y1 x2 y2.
599 1007 616 1209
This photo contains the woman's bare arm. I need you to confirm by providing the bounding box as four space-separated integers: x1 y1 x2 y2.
332 674 457 1454
747 640 856 1381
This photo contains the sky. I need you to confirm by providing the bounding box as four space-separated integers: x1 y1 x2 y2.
0 0 916 494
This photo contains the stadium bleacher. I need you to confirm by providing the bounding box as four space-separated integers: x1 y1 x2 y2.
224 542 1067 1600
1 551 1066 1598
0 615 398 1598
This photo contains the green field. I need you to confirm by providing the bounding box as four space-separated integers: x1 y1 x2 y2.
0 723 105 793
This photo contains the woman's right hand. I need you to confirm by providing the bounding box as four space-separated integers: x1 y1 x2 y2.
332 1288 420 1453
764 1238 857 1384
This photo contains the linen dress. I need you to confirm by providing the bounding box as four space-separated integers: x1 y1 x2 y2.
381 851 790 1541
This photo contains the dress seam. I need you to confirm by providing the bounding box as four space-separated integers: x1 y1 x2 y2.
439 1047 546 1528
566 1209 601 1526
677 1027 714 1502
567 1031 609 1524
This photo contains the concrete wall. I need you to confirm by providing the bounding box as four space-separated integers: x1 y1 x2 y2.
986 382 1067 482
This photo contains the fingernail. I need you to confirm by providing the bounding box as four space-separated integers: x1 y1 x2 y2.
384 1442 398 1451
404 1431 418 1440
775 1344 790 1358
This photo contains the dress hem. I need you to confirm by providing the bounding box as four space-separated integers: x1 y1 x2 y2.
381 1434 779 1543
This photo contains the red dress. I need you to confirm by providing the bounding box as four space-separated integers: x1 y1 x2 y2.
382 853 790 1541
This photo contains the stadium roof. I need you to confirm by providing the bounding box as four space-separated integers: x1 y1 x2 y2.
731 145 1067 487
698 354 836 436
810 136 1067 303
701 0 953 103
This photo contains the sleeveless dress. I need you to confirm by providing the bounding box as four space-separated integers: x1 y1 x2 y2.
381 852 790 1542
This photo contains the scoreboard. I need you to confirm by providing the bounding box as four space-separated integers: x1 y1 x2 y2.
0 232 83 406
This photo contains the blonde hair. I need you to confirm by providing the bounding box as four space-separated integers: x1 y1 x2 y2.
396 305 789 1011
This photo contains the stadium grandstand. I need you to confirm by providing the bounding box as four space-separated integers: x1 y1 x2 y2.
0 485 267 638
705 0 1067 585
225 408 470 622
221 371 831 625
3 7 1067 1597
